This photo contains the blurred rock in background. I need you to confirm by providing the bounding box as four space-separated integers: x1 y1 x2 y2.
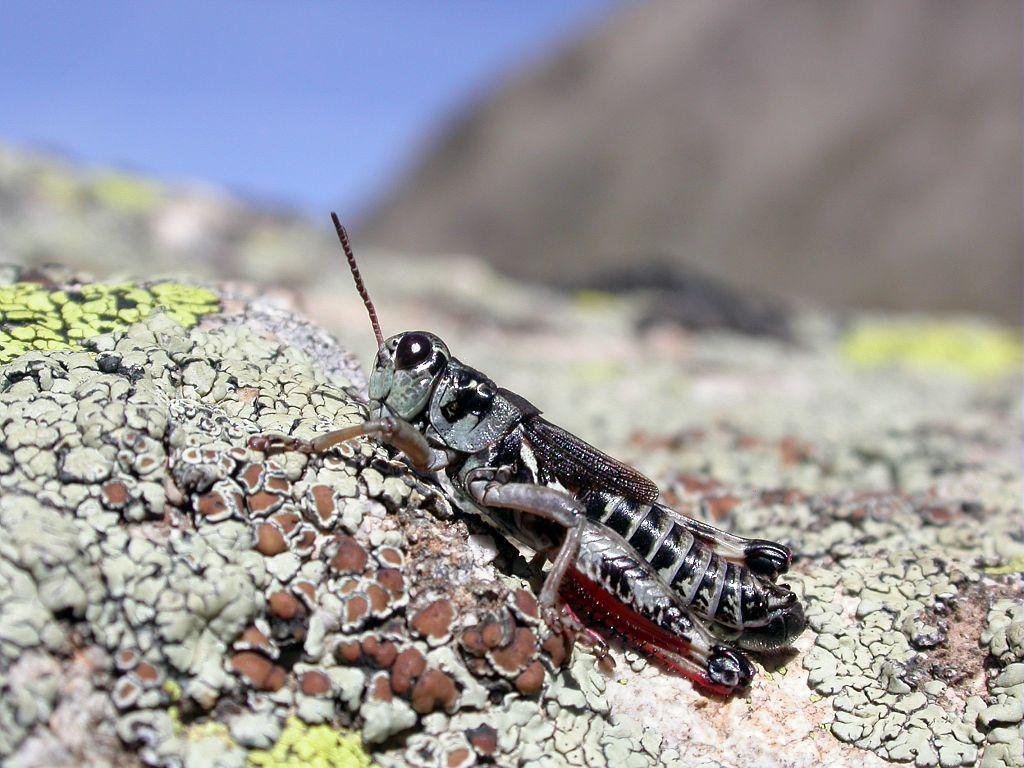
0 143 335 288
362 0 1021 323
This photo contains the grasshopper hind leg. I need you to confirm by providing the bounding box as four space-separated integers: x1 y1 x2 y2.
561 565 753 694
567 521 756 694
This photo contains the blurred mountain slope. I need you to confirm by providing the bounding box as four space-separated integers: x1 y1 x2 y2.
362 0 1021 322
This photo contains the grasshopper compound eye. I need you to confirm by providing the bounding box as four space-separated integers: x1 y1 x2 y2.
394 332 433 370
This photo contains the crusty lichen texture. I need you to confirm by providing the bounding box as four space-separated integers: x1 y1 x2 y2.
1 264 1020 768
0 270 681 767
626 414 1023 767
0 278 220 362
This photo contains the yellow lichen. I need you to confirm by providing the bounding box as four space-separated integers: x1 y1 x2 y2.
572 290 621 310
983 558 1024 576
841 321 1022 379
0 281 220 363
90 172 162 212
163 679 182 702
165 705 238 756
248 718 374 768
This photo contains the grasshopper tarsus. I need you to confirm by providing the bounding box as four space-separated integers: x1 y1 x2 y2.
248 433 313 455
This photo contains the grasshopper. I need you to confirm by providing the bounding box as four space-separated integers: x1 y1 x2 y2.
251 214 805 694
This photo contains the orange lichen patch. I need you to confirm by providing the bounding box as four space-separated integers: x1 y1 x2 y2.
376 569 405 600
336 640 363 665
738 435 762 449
196 481 245 521
293 580 317 608
115 648 139 671
237 462 265 493
113 678 141 709
134 661 161 685
758 488 804 506
511 588 540 622
514 660 545 695
330 535 369 574
481 619 509 650
460 626 486 656
289 523 318 555
779 436 812 465
376 546 404 568
370 673 393 702
272 511 300 533
411 600 455 645
489 627 538 677
410 669 457 714
921 501 958 528
236 626 277 657
343 595 370 627
309 484 339 527
465 724 498 756
390 648 426 696
135 454 161 475
675 473 721 495
337 577 362 596
255 523 288 556
365 584 391 615
230 651 287 692
362 638 397 669
264 473 290 494
300 670 332 696
176 446 206 465
704 494 740 522
541 631 571 668
247 489 286 516
100 480 131 509
268 591 304 621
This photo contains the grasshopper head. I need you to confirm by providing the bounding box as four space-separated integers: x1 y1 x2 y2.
324 214 452 421
368 331 450 420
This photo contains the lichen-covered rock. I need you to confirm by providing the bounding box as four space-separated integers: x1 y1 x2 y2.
1 262 1020 768
0 267 679 767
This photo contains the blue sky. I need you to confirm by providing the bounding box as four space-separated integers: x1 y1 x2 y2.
0 1 619 217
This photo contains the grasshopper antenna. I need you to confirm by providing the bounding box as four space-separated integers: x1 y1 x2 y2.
331 212 384 348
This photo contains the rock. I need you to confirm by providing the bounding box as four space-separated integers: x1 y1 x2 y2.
0 263 1019 768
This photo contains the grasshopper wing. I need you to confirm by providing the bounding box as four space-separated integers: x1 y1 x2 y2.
523 416 659 504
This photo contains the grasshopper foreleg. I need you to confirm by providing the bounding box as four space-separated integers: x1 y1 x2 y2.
467 478 584 627
249 417 450 471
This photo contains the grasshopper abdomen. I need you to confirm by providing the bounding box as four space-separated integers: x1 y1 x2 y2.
585 490 804 652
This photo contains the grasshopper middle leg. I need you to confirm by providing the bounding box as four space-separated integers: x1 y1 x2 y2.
467 478 585 625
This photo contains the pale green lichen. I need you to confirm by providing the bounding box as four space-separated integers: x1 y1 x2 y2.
638 404 1021 767
0 278 678 768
